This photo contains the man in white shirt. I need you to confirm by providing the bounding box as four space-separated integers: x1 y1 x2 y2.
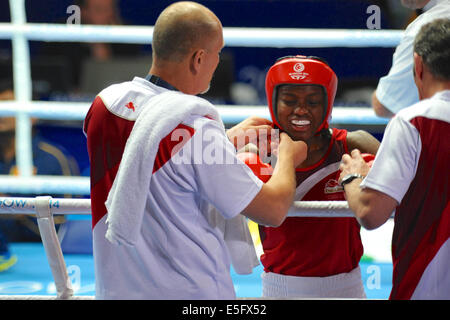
339 18 450 299
372 0 450 118
84 1 307 299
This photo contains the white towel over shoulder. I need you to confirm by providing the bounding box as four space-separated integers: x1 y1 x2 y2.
104 90 259 273
105 90 221 246
103 90 257 271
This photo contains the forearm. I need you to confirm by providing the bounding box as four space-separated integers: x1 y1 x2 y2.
241 133 306 226
242 154 296 227
265 154 297 213
343 179 373 228
344 179 396 230
372 91 395 118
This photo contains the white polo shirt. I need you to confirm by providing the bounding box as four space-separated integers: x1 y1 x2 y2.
361 90 450 299
85 78 263 299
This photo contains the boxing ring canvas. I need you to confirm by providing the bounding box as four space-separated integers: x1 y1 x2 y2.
0 242 393 299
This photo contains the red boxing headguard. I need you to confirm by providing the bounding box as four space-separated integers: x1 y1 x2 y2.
265 55 338 134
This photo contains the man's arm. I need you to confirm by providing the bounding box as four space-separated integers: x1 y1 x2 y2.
241 133 307 227
339 149 397 230
372 90 395 118
346 129 380 155
226 116 273 151
342 178 397 230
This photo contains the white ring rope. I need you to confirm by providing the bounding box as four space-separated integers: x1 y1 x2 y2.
0 101 389 124
3 0 395 195
289 201 355 217
0 197 354 217
0 196 91 215
0 101 386 196
0 23 403 47
0 196 358 299
0 176 90 195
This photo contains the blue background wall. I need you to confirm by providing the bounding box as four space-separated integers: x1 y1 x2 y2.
0 0 396 89
0 1 398 176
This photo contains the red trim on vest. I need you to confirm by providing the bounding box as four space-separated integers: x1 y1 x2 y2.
153 124 195 173
85 97 135 228
85 96 195 229
390 117 450 299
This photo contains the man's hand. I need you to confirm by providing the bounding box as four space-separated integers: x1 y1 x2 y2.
338 149 371 185
227 116 274 153
277 132 307 169
338 149 397 230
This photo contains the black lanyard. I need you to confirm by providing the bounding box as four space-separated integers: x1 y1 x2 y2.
145 74 178 91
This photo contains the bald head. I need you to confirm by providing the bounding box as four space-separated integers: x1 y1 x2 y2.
152 1 222 63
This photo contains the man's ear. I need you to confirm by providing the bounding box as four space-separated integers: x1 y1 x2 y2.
190 49 206 75
413 52 424 98
413 52 424 82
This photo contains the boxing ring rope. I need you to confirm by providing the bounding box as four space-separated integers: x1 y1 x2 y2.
0 197 351 218
0 0 396 195
0 23 403 47
0 100 389 124
0 0 397 299
0 197 359 299
0 101 387 195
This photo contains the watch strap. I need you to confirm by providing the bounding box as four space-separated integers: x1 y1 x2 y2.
340 173 365 187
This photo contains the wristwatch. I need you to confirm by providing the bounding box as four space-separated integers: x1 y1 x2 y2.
340 173 365 188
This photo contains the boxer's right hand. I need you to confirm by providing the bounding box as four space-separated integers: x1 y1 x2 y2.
237 151 273 183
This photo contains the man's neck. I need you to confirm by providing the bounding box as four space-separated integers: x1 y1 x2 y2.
149 63 194 95
422 80 450 99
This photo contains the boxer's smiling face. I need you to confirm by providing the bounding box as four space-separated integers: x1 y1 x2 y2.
276 84 325 142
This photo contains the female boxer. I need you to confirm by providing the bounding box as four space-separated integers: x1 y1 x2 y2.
241 55 380 298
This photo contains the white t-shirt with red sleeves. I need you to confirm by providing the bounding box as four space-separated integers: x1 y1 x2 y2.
361 90 450 299
84 77 263 300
